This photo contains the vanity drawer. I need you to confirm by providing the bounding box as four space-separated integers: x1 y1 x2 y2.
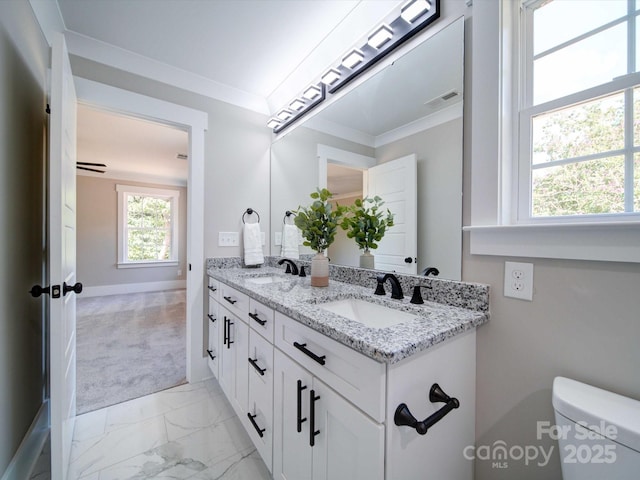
219 283 249 318
274 312 386 422
248 298 275 343
207 277 219 302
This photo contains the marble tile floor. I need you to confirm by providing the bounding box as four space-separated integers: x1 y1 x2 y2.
66 379 272 479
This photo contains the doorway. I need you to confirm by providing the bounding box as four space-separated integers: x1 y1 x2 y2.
75 105 189 412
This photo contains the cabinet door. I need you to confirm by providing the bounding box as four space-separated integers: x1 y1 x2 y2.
206 299 219 378
311 378 384 480
231 314 249 418
273 350 313 480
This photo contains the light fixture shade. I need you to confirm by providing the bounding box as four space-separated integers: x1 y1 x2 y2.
267 118 281 129
277 109 293 121
302 85 322 100
342 49 365 69
321 69 341 85
289 99 305 111
368 24 394 49
400 0 431 23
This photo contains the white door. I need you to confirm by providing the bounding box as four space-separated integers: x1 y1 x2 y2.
273 350 313 480
364 155 417 274
49 34 78 480
312 378 384 480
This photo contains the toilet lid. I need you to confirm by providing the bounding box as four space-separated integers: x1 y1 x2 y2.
553 377 640 452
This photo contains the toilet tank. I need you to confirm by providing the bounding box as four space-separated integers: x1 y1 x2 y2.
552 377 640 480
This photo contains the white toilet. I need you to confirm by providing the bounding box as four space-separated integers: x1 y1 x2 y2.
552 376 640 479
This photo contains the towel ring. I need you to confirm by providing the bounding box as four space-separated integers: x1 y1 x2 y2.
242 208 260 224
283 210 296 225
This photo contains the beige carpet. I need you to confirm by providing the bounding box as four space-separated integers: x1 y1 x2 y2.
75 290 186 414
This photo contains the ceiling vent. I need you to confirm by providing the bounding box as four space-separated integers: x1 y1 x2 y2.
424 90 459 110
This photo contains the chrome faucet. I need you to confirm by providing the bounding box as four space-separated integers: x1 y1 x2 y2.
375 273 404 300
278 258 299 275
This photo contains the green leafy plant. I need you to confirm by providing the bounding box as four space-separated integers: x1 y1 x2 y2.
294 188 347 253
340 196 394 252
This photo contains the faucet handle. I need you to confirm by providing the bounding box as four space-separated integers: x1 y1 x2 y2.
284 263 292 274
410 285 433 304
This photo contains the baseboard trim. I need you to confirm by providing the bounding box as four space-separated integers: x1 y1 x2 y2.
1 401 49 480
82 280 186 297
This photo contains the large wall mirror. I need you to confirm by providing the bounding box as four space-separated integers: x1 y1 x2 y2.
270 17 464 280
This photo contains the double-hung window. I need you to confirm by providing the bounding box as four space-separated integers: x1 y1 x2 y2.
116 185 180 267
516 0 640 222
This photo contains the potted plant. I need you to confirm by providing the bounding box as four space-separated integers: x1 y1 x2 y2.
340 196 394 269
294 188 346 286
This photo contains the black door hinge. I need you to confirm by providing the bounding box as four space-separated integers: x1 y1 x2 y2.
46 104 51 114
189 263 192 271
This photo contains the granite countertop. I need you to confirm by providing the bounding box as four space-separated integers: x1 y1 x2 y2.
207 265 489 364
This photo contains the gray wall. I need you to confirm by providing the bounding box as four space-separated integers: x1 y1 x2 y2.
376 117 463 279
69 57 272 262
76 176 188 287
0 1 48 475
465 2 640 479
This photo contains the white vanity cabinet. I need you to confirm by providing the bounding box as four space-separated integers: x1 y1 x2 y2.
206 275 477 480
273 349 384 480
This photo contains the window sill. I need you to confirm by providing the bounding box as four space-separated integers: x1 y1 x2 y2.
464 222 640 263
117 261 179 269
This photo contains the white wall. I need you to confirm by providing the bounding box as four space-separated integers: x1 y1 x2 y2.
0 1 48 475
466 2 640 479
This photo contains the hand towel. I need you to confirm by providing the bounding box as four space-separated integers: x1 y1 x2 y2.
281 223 300 259
243 222 264 266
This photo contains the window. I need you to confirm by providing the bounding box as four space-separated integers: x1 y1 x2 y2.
116 185 180 267
516 0 640 222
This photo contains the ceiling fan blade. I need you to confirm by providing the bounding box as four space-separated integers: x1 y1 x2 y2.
77 166 105 173
77 162 107 167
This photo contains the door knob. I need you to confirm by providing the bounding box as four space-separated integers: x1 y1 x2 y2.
63 281 83 296
404 257 414 264
30 285 50 298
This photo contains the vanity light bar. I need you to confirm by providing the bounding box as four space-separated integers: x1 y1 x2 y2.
368 24 394 49
401 0 431 23
272 82 326 135
267 0 440 133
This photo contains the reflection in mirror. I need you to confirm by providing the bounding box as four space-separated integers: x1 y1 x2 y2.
270 17 464 280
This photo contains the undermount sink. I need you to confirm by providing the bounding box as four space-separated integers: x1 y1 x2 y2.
318 298 417 329
241 272 289 285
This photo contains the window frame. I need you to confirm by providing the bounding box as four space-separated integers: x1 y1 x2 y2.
515 0 640 224
116 184 180 268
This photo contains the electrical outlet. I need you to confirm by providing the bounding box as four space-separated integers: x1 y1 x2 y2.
218 232 239 246
504 261 534 301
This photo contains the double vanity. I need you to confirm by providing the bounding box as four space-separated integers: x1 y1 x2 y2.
205 257 489 479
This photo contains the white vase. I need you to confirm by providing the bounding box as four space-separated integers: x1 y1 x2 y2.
310 252 329 287
360 250 375 269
